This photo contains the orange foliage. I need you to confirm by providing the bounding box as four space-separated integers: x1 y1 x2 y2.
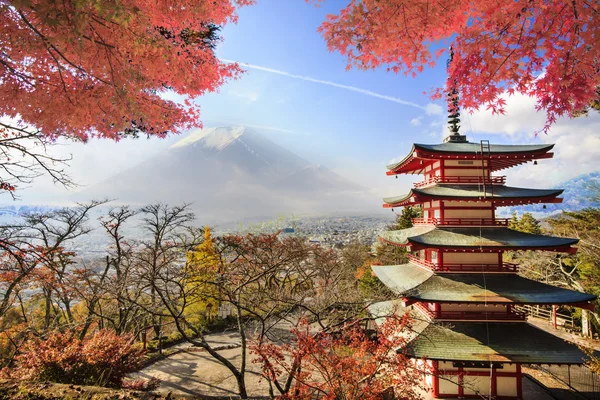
316 0 600 132
1 0 253 140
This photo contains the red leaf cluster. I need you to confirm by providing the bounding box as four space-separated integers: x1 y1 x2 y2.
8 329 145 387
317 0 600 131
251 316 424 400
0 0 253 140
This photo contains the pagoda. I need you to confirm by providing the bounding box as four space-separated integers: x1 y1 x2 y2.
371 53 596 399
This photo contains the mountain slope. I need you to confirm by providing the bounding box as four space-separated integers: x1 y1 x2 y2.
78 126 370 222
509 171 600 215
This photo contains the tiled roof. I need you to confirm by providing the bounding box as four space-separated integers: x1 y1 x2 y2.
381 227 578 249
372 264 596 304
414 142 554 155
404 322 587 364
386 143 554 171
383 185 563 205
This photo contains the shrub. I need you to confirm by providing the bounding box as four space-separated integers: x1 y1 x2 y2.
11 329 145 387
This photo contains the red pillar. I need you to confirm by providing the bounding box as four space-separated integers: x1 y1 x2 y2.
457 367 464 397
516 364 523 399
491 366 497 398
432 361 440 398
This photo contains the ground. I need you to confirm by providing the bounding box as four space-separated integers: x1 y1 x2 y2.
0 381 162 400
129 331 270 399
132 330 569 400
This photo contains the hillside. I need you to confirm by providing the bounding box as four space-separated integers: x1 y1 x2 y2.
76 126 374 223
508 171 600 216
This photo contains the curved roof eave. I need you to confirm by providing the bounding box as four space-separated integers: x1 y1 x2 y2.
380 227 579 250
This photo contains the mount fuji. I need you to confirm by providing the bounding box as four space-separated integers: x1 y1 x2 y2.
79 126 373 223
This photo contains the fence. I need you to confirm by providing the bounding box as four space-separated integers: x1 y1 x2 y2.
528 364 600 400
514 304 576 331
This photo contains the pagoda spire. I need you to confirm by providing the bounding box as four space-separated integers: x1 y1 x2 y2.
444 45 468 143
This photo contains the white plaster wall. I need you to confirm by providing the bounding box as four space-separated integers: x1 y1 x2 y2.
497 376 518 396
463 376 492 396
443 252 498 264
444 208 494 218
439 375 460 395
441 304 507 312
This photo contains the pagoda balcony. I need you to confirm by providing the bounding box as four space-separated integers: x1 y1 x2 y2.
435 310 527 321
412 217 509 227
414 175 506 188
413 303 527 321
407 254 518 273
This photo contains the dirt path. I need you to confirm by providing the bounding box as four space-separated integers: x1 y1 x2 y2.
130 331 270 399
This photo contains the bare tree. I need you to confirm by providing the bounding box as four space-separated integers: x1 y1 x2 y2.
149 231 382 399
11 200 107 330
0 122 74 199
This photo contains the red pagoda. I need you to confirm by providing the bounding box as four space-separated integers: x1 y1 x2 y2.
371 67 596 398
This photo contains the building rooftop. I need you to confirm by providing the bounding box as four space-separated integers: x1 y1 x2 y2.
386 142 554 175
380 227 578 251
404 321 587 364
368 301 587 364
413 142 554 155
383 185 564 207
372 264 596 304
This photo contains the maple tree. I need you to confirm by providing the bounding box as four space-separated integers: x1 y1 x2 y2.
251 316 424 400
315 0 600 131
1 0 252 141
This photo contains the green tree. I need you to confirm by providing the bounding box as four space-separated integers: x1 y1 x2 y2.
388 206 421 230
508 212 541 234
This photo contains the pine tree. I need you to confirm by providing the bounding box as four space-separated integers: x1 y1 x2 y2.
518 213 542 235
509 211 519 231
389 206 422 230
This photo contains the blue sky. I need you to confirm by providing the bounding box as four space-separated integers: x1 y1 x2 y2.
8 0 600 204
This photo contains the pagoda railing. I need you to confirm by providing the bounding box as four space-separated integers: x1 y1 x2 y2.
407 254 436 270
412 217 509 227
407 254 518 273
413 302 526 321
436 262 518 273
414 175 506 188
435 310 527 321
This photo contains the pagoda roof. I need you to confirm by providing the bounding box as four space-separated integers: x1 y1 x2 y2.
387 142 554 175
413 142 554 155
371 264 596 305
368 302 587 364
405 321 587 364
380 227 578 252
383 185 564 207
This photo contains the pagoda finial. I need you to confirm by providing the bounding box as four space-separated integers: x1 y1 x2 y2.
444 45 468 143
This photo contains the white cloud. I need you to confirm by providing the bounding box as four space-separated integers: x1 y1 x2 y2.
425 103 443 116
466 93 546 136
228 89 259 103
410 117 422 126
466 93 600 187
221 59 435 112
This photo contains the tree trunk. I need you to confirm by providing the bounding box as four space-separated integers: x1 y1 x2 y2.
582 309 591 337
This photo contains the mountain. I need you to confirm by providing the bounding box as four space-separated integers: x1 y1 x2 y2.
78 126 373 223
508 172 600 216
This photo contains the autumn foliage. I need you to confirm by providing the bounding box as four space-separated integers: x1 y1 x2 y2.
0 0 252 140
251 316 424 400
7 329 145 387
316 0 600 131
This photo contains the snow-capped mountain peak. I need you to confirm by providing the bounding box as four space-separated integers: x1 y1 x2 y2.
170 125 245 150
